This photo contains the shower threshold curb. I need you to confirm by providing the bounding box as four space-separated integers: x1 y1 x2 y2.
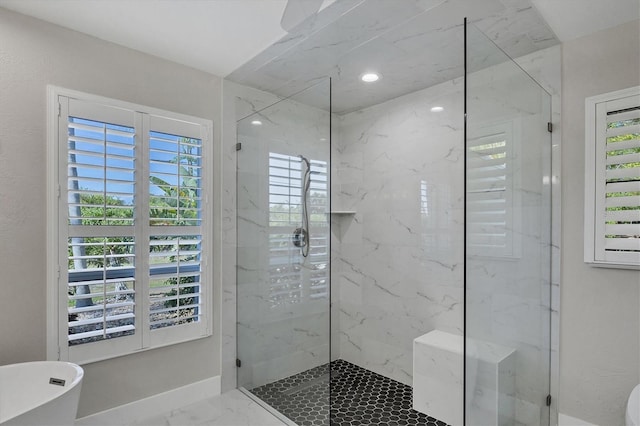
238 386 298 426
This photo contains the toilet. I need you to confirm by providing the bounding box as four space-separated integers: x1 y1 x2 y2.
628 384 640 426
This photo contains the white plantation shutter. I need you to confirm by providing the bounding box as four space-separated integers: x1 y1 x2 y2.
64 99 140 361
584 87 640 268
67 237 136 344
602 108 640 257
466 122 520 258
149 236 202 320
268 153 329 308
586 86 640 267
147 115 207 346
148 115 203 227
53 88 212 363
67 116 135 225
307 160 330 299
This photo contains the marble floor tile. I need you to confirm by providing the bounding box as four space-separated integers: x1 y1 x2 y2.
130 389 287 426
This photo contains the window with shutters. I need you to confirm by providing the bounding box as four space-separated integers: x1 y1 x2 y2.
585 86 640 268
48 87 213 363
268 153 329 309
467 121 521 258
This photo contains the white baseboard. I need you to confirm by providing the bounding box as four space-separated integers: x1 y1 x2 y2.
75 375 221 426
559 413 599 426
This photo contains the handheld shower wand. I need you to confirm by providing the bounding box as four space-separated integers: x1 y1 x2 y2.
292 155 311 257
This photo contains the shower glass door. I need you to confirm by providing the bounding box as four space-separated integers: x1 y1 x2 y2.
236 79 331 424
465 23 553 425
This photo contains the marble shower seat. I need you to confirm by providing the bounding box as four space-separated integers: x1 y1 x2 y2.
413 330 515 426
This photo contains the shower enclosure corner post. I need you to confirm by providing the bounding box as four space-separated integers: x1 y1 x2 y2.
463 15 468 426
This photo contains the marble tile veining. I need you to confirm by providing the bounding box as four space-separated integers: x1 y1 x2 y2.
335 74 465 386
235 81 332 391
130 389 286 426
227 0 558 114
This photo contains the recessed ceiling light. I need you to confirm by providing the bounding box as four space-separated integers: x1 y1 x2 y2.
361 72 380 83
251 120 262 126
430 106 444 112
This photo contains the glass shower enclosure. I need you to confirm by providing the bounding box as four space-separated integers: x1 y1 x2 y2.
236 79 332 424
233 11 554 426
465 22 553 426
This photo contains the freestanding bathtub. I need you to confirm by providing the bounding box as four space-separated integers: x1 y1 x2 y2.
0 361 84 426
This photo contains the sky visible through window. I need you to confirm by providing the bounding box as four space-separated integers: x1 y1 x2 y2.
69 117 202 206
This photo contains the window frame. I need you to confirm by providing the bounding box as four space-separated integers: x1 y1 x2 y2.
47 86 214 364
584 86 640 269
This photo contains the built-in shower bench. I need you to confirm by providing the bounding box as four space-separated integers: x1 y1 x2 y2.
413 330 516 426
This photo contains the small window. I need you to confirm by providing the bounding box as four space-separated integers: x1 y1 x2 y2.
585 86 640 268
267 153 329 309
48 87 213 363
467 120 521 258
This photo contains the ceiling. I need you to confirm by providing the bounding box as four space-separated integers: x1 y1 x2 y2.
0 0 637 80
531 0 639 42
228 0 563 113
0 0 293 77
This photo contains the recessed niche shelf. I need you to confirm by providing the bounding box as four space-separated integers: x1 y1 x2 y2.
326 211 356 241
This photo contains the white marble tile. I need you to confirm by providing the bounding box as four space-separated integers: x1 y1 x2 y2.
333 75 465 385
414 330 519 426
222 28 561 426
233 83 332 391
464 45 560 425
330 43 559 425
413 331 464 426
130 389 287 426
221 80 333 392
227 0 558 114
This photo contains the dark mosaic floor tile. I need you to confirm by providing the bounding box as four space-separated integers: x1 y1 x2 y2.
249 359 450 426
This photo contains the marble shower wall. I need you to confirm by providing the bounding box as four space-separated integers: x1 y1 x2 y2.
235 83 332 390
465 41 558 425
221 3 561 417
227 0 558 115
333 77 466 386
220 81 284 392
331 44 559 426
222 46 559 424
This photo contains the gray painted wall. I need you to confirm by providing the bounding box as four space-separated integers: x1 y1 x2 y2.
0 8 223 417
560 19 640 426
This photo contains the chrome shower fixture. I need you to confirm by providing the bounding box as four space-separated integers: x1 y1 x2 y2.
293 154 311 257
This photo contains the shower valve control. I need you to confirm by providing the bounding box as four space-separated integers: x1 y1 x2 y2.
292 227 308 248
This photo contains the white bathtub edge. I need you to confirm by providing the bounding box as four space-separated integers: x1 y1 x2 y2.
558 412 599 426
74 375 221 426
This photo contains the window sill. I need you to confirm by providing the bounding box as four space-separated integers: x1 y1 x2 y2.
585 261 640 271
69 332 214 366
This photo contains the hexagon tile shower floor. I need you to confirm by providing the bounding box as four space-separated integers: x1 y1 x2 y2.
251 359 449 426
